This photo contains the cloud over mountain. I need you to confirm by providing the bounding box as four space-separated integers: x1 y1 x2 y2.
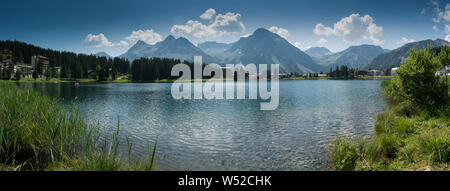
396 37 415 45
84 33 114 48
124 29 162 45
170 8 245 39
268 26 290 39
313 14 383 45
84 33 129 48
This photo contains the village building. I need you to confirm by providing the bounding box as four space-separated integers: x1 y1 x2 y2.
391 67 399 76
1 49 15 73
367 70 383 76
31 55 50 77
436 65 450 76
318 73 328 77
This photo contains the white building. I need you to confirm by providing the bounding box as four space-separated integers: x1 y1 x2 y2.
436 65 450 76
391 67 399 76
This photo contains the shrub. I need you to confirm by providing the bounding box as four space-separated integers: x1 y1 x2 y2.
395 45 448 113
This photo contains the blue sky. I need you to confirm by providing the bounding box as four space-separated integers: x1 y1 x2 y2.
1 0 449 56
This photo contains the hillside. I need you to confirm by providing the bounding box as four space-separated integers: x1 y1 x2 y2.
312 45 385 69
365 39 450 70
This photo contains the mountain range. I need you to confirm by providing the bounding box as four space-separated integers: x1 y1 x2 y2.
121 28 325 74
365 39 450 70
197 41 233 55
118 28 450 73
217 28 323 73
120 35 215 63
311 45 386 69
305 47 332 57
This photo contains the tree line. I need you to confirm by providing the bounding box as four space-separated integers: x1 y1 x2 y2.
0 40 130 81
130 57 204 82
1 40 203 82
328 65 358 79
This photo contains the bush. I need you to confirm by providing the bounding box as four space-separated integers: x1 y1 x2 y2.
384 78 406 102
395 45 448 113
331 46 450 171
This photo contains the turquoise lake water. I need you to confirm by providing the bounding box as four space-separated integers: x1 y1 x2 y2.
17 80 386 170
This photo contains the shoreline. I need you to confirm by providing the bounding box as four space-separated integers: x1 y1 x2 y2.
330 77 449 171
10 76 394 84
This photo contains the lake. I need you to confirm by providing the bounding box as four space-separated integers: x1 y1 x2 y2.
17 80 386 170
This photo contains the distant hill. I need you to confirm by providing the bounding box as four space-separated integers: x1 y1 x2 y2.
95 51 111 58
312 44 385 69
365 39 450 70
120 35 215 63
219 28 325 74
305 47 332 57
197 41 233 55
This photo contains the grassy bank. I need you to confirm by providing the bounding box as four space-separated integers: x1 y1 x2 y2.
331 46 449 171
0 81 155 171
331 92 449 170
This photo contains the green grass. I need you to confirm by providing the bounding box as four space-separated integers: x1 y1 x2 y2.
0 81 156 171
358 76 394 80
330 80 449 171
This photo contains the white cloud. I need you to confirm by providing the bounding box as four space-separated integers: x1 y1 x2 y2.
171 20 216 38
210 12 246 34
313 13 384 45
396 37 415 45
427 2 450 40
432 2 450 23
84 29 163 48
200 8 216 20
317 38 327 44
313 23 334 36
124 29 163 45
171 9 245 39
433 25 439 32
268 26 290 39
84 33 115 48
445 4 450 23
293 42 310 51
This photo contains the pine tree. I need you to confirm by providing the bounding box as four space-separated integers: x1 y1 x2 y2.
32 69 38 80
15 70 21 81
